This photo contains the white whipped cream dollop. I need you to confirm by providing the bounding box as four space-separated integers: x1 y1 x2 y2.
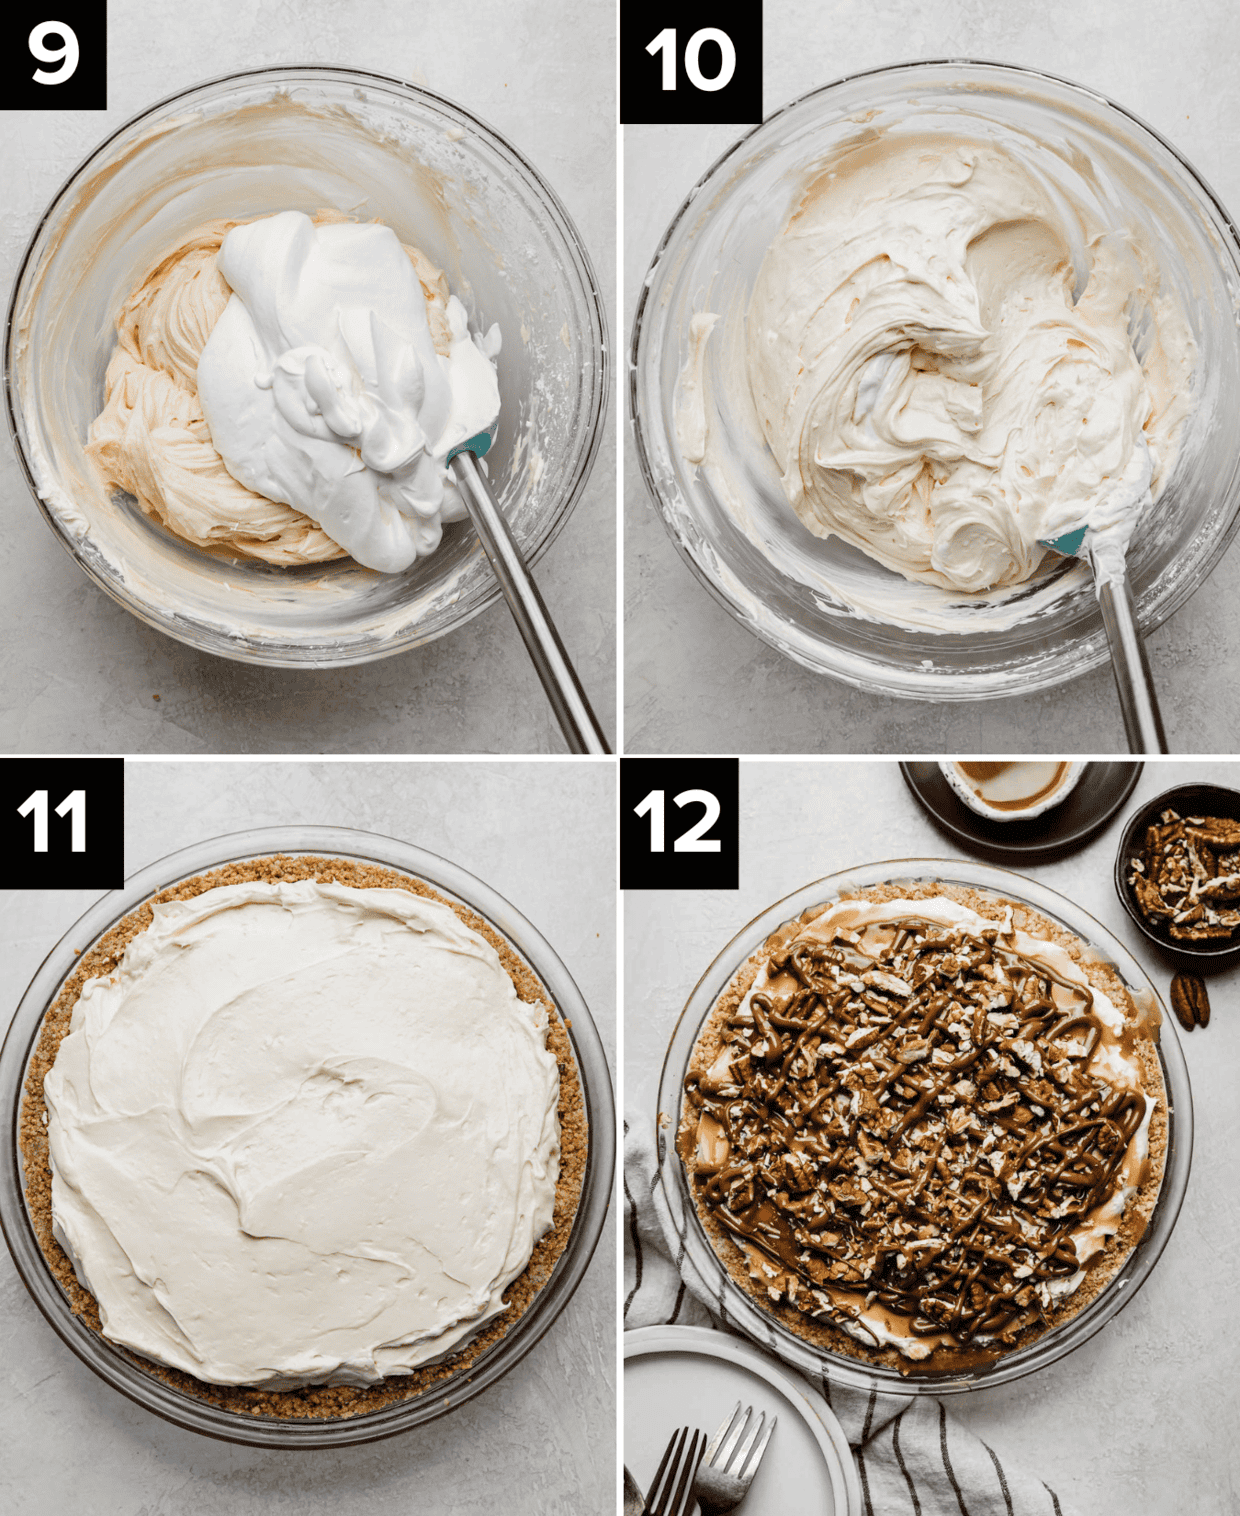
43 880 560 1389
197 212 501 573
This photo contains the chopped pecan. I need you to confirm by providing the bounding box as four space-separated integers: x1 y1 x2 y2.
1170 921 1233 941
1186 821 1240 849
1133 875 1174 921
1128 809 1240 944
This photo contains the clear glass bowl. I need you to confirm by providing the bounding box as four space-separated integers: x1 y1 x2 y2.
5 66 609 667
630 60 1240 698
0 825 615 1446
655 857 1192 1395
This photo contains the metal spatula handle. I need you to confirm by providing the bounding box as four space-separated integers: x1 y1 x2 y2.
1096 572 1168 754
449 448 610 755
1040 525 1168 755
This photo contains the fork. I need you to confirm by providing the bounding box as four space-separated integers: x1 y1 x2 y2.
643 1426 706 1516
691 1401 778 1514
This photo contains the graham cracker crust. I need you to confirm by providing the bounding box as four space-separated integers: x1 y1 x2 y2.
18 853 587 1420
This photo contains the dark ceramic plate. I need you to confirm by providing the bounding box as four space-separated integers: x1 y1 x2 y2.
1114 781 1240 970
900 762 1143 863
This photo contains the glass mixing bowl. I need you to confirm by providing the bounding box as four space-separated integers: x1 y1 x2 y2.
655 858 1192 1396
6 66 609 667
630 60 1240 698
0 825 615 1446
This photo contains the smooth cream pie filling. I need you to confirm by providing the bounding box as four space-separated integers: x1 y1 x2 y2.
43 879 560 1390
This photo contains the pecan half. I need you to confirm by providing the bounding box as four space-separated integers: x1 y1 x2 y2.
1170 971 1210 1031
1187 820 1240 849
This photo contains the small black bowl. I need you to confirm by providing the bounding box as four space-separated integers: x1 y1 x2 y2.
1114 782 1240 971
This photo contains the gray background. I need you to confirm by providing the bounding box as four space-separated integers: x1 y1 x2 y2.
0 0 616 755
624 759 1238 1515
0 760 616 1514
623 0 1240 754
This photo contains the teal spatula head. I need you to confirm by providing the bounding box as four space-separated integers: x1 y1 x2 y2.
1041 524 1088 557
446 423 496 464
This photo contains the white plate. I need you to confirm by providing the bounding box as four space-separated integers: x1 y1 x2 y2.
624 1325 863 1516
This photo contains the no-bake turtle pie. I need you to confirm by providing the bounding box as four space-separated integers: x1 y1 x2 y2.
677 881 1165 1374
18 854 586 1419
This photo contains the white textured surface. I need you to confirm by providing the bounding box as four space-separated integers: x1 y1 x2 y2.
0 0 615 754
623 0 1240 753
624 759 1240 1516
0 760 616 1514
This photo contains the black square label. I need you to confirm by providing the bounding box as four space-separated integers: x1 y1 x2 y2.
3 5 107 111
620 757 739 890
0 758 124 889
621 3 762 125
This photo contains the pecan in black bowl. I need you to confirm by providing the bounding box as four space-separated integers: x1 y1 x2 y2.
1114 783 1240 969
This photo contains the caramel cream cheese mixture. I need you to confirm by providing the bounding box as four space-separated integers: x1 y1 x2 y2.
679 889 1164 1372
42 879 560 1390
86 209 500 574
743 133 1195 592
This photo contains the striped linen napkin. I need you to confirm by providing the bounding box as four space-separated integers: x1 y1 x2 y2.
624 1115 1075 1516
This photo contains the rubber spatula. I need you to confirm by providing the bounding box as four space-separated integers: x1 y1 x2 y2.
1040 525 1167 753
447 428 610 755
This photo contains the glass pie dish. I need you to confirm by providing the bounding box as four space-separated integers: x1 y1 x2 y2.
0 824 615 1446
630 60 1240 698
5 66 609 667
654 857 1191 1395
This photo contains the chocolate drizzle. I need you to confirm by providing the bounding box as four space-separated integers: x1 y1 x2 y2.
683 911 1149 1358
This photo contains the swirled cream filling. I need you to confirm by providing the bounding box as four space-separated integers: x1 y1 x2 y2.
43 880 559 1389
744 133 1195 594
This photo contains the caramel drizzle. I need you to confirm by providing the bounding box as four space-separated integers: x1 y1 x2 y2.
687 916 1147 1349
